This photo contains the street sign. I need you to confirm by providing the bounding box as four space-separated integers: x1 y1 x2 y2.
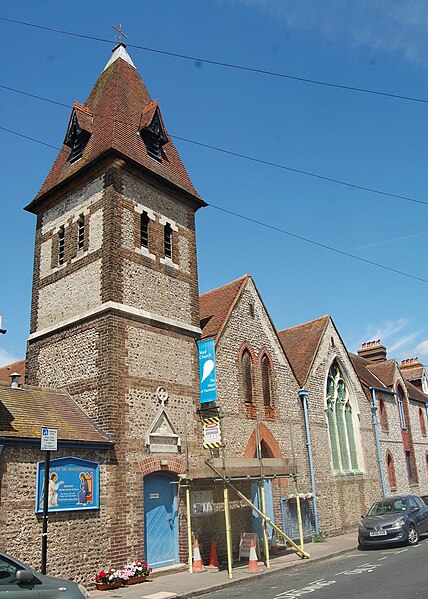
41 428 58 451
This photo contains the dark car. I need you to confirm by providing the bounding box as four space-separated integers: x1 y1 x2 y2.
0 551 90 598
358 495 428 548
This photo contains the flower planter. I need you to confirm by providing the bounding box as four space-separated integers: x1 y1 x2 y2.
124 576 147 585
96 581 121 591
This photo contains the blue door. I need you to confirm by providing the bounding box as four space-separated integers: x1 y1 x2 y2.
144 472 178 569
251 479 274 548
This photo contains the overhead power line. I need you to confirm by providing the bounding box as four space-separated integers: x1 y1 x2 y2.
209 203 428 285
1 16 428 105
1 83 427 208
0 124 427 286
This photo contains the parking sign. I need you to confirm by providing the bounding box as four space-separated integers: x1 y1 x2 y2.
41 428 58 451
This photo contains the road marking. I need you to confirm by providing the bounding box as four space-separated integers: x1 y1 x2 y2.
338 563 381 575
378 556 389 560
140 593 177 599
274 578 336 598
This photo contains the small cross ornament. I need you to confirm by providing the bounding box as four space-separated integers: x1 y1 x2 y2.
112 24 128 44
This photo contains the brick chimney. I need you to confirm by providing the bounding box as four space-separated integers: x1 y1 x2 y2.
399 357 426 391
400 357 422 370
357 340 387 362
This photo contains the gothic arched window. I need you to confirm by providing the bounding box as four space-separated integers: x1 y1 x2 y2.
379 397 389 431
325 360 361 474
419 407 426 437
242 350 253 404
261 355 272 407
397 386 407 430
386 450 396 491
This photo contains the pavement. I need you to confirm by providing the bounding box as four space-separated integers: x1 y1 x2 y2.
90 532 357 599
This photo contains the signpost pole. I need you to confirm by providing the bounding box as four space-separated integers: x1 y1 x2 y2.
41 449 50 574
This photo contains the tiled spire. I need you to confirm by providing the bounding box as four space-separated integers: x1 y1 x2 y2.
27 45 202 212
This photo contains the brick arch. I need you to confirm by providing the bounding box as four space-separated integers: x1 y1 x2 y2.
244 422 283 458
257 347 274 367
139 456 185 477
236 341 256 363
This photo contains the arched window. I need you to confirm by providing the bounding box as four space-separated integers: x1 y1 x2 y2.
419 407 427 436
386 450 396 491
379 397 389 431
325 360 361 474
261 355 272 407
242 350 253 403
397 386 407 430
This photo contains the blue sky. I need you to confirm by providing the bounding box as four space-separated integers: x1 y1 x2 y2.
0 0 427 368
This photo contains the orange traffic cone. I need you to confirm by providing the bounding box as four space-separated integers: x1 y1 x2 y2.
270 531 278 553
206 537 219 569
193 538 205 572
247 537 259 573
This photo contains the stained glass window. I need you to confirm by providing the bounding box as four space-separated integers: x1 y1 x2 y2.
325 360 361 474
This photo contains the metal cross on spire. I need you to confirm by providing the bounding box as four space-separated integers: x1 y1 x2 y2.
112 24 128 44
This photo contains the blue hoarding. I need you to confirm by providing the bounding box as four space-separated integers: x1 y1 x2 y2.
198 338 217 403
35 456 100 513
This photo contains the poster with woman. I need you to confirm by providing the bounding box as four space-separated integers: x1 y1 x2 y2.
35 457 99 513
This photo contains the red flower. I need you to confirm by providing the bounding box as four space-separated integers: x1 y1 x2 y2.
149 568 153 572
144 562 148 567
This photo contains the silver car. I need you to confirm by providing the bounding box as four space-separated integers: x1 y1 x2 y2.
358 495 428 548
0 552 90 598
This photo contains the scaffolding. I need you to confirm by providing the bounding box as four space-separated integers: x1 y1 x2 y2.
181 407 310 578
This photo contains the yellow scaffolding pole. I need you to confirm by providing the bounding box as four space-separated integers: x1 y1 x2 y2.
224 486 233 579
186 487 193 573
295 495 304 552
205 461 310 560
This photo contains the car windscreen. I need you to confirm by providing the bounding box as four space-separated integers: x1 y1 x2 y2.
368 498 407 516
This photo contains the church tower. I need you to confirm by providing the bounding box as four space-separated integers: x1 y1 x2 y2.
25 44 205 569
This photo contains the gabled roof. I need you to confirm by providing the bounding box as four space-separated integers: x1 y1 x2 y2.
277 315 330 386
349 352 387 401
350 353 428 405
26 44 203 211
404 379 428 404
0 359 25 383
0 382 111 446
199 275 250 341
366 360 397 388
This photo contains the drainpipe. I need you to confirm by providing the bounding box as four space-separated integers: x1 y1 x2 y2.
369 387 387 498
298 388 319 536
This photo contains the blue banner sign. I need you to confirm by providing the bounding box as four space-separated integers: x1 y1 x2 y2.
35 456 100 513
198 338 217 403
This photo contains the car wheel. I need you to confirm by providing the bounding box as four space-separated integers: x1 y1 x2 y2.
407 526 419 545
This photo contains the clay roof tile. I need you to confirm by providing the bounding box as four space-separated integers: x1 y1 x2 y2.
199 275 250 341
27 51 203 211
0 382 110 444
277 315 330 386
